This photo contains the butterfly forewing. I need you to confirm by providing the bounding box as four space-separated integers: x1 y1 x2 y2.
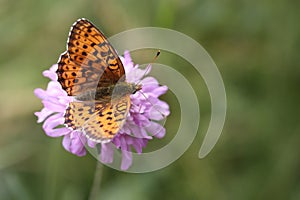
57 18 125 96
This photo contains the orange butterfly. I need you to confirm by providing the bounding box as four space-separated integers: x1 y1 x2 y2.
56 18 141 143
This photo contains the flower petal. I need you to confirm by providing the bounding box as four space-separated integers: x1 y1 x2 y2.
34 107 54 123
41 113 72 137
145 121 166 138
122 50 134 69
42 100 66 113
120 149 132 171
62 131 86 156
43 64 58 81
131 138 148 154
100 143 114 163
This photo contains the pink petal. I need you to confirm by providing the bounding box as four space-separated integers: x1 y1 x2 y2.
34 107 54 123
47 127 71 137
34 88 47 100
43 64 58 81
42 100 66 112
123 50 134 69
100 143 114 163
42 113 65 137
141 77 159 88
62 132 86 156
151 85 168 97
129 125 152 139
145 122 166 138
46 81 67 97
120 149 132 171
87 140 96 148
131 138 148 154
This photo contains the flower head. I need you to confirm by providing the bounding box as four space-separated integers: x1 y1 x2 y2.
34 51 169 170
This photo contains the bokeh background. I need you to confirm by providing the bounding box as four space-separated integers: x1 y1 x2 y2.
1 0 300 199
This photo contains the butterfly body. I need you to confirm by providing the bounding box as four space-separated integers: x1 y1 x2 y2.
74 82 141 102
56 18 141 143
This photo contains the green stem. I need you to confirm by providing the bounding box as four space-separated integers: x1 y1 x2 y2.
88 162 103 200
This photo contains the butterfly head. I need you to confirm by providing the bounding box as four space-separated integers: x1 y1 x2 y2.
112 82 142 97
125 82 142 95
132 84 142 94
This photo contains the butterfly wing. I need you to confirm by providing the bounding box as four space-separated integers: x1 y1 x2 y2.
64 95 131 143
64 101 103 130
82 95 131 142
56 18 125 96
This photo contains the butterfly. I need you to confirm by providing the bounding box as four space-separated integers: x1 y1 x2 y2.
56 18 141 143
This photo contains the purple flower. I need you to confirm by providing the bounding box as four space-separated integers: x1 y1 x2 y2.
34 51 170 170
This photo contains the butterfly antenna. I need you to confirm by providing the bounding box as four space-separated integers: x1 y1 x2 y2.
136 50 166 119
135 50 160 86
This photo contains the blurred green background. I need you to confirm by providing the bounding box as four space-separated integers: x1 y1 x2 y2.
1 0 300 199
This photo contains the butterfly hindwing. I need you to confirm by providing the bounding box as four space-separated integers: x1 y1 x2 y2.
82 95 131 142
64 101 104 130
64 95 131 143
63 92 132 143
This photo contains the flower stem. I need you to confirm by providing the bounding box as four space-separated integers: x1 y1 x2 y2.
89 161 103 200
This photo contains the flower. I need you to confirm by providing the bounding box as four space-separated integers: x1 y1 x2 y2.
34 51 170 170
